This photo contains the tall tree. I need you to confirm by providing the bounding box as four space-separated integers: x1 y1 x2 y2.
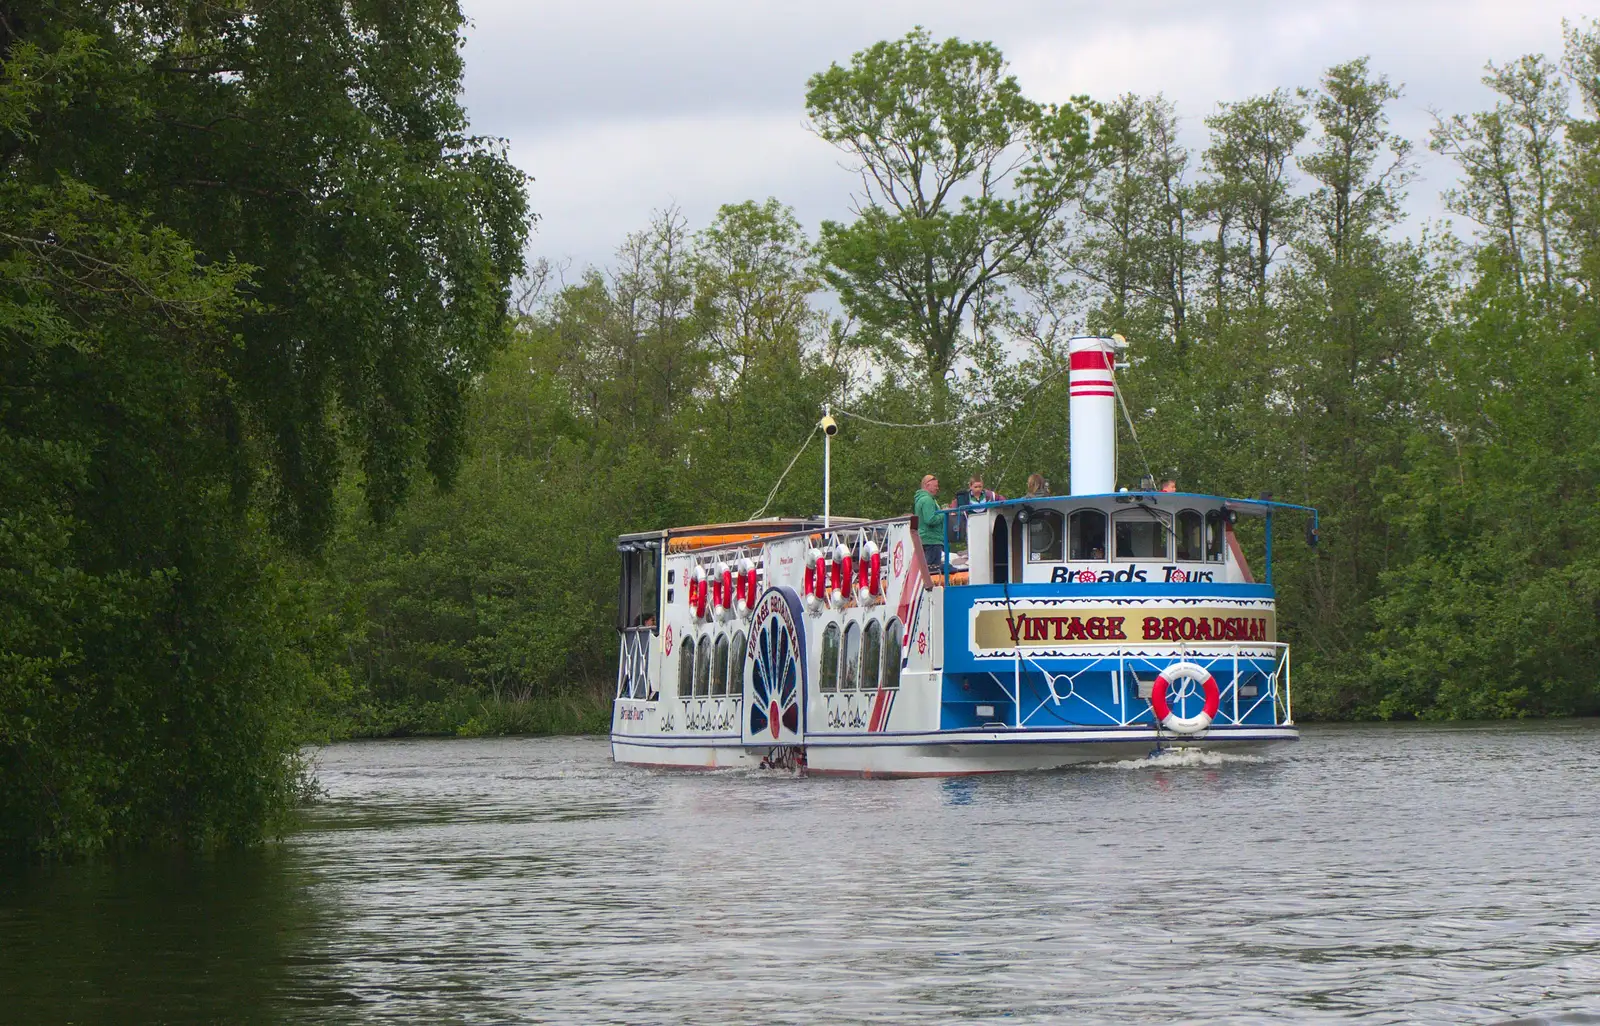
1199 90 1307 308
1432 55 1568 295
1075 94 1196 350
805 28 1095 381
0 1 527 854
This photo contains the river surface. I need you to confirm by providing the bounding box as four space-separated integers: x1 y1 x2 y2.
2 722 1599 1024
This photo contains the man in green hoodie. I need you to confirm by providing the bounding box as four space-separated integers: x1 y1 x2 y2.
914 474 947 571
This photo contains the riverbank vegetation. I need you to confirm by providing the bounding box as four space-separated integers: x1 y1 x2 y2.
4 10 1599 853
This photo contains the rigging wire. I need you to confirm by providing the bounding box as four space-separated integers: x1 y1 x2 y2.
835 408 967 429
1111 368 1155 485
750 349 1157 513
748 424 820 520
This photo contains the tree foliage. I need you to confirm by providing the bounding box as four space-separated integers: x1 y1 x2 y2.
806 28 1096 379
0 1 526 855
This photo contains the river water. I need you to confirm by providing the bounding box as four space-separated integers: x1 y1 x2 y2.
3 722 1599 1024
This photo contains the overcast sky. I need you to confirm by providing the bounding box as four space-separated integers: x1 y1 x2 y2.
459 1 1584 275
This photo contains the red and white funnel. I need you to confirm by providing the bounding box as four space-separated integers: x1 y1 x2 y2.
1068 336 1123 495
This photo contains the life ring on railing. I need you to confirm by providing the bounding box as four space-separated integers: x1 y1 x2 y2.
856 540 880 604
715 563 734 621
804 548 825 613
1151 661 1221 735
691 568 709 620
831 542 851 610
736 558 756 616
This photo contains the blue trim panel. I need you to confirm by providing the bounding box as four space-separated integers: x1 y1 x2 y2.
957 582 1276 600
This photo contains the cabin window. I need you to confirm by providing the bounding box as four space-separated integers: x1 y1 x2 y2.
694 637 712 697
1068 509 1108 561
712 635 729 695
616 542 662 631
1113 509 1171 560
678 637 695 699
991 515 1010 583
841 622 862 691
819 622 841 693
1205 510 1226 562
882 619 903 690
1027 509 1065 562
1176 509 1204 561
728 632 746 699
862 620 883 692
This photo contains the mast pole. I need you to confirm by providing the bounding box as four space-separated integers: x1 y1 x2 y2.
822 403 832 529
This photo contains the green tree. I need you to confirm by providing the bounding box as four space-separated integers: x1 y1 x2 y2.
0 2 526 854
806 28 1095 381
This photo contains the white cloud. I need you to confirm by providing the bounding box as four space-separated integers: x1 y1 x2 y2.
517 113 845 271
461 0 1586 272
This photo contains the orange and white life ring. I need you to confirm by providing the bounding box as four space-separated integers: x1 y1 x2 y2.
1151 661 1220 735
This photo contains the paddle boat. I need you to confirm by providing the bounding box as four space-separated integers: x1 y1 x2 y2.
610 336 1317 775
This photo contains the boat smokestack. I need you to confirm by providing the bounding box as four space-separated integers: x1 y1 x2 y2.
1068 335 1122 495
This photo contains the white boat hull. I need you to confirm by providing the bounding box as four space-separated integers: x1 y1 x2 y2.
611 726 1298 777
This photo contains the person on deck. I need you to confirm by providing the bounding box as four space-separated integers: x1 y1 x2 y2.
913 474 947 571
950 474 1003 548
1025 473 1048 497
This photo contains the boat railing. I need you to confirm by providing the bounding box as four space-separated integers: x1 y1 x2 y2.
985 642 1292 730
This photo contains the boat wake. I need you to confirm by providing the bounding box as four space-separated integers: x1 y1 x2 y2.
1087 748 1267 770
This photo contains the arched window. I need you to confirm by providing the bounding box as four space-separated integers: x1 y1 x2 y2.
712 634 730 695
819 622 840 692
1027 509 1065 562
728 632 747 699
694 638 711 697
1068 509 1108 561
1176 509 1204 561
862 620 883 692
678 637 695 699
1205 510 1226 562
841 621 862 691
1113 509 1171 560
882 619 903 690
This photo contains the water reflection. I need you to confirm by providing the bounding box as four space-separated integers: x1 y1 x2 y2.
0 849 322 1024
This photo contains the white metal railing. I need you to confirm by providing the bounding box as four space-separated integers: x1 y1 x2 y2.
984 643 1292 729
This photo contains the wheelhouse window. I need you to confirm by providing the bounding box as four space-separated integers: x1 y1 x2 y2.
1113 509 1171 560
1068 509 1108 561
841 622 862 691
819 622 840 693
678 637 695 699
728 632 746 698
712 635 729 695
1027 509 1065 562
1205 510 1226 562
862 620 883 692
616 542 661 631
882 619 903 690
694 638 711 697
1176 509 1204 561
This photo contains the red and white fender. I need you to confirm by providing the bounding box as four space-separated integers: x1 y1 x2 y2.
1152 661 1221 735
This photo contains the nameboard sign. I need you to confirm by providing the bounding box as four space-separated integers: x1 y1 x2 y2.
971 605 1276 650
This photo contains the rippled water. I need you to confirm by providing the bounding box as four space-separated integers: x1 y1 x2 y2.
3 722 1600 1024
